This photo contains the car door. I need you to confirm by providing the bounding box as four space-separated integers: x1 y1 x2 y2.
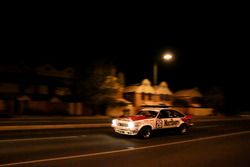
157 109 180 129
168 110 182 127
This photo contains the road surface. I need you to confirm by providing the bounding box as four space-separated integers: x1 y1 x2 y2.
0 119 249 167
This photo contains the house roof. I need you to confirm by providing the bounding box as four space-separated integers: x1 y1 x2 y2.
124 79 173 95
174 87 202 98
124 79 155 94
155 81 173 95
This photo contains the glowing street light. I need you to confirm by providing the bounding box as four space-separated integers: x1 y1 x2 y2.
153 53 173 86
163 54 173 61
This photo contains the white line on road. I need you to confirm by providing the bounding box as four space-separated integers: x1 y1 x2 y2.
1 130 250 166
194 125 219 129
0 136 79 142
0 123 110 131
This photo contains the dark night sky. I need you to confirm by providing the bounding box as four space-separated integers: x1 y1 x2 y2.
2 5 250 108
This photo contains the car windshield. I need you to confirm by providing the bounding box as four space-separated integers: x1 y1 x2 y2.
136 110 158 118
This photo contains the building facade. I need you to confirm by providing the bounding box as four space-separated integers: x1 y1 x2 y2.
123 79 173 115
0 64 83 116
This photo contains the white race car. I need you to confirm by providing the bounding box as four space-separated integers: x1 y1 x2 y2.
111 106 193 138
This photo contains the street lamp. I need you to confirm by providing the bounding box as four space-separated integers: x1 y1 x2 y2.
153 53 173 86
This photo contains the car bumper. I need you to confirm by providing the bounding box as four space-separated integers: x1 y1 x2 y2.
114 128 138 135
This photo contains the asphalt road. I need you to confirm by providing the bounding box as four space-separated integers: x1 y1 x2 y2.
0 119 250 167
0 117 112 126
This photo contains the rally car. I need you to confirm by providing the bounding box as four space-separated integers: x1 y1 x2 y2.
111 106 193 138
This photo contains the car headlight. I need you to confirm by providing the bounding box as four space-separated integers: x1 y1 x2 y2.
112 119 117 126
128 122 135 129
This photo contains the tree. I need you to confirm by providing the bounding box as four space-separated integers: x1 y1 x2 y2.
204 86 225 114
77 63 122 115
117 72 125 86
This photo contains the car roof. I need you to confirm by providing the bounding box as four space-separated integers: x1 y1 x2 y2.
140 104 169 108
140 107 173 112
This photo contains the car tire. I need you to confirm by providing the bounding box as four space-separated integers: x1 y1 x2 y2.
179 124 188 135
138 127 152 139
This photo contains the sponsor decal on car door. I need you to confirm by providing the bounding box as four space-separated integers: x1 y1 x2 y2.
162 118 180 128
159 110 180 129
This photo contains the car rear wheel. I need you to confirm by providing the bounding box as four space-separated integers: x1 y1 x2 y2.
138 127 152 139
179 124 188 135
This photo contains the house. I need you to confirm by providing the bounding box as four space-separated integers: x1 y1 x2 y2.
0 64 83 116
123 79 173 115
122 80 213 116
173 87 213 116
173 87 202 107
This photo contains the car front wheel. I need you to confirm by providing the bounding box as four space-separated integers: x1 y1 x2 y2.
138 127 152 139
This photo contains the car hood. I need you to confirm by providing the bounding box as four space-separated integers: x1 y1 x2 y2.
127 115 148 121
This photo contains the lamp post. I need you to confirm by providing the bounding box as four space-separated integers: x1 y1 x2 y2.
153 53 173 86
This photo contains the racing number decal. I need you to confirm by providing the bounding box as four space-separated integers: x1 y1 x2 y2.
156 119 163 129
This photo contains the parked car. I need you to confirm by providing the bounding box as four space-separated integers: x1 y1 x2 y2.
111 106 193 138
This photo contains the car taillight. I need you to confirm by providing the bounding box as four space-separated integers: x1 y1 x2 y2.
185 115 192 119
181 115 192 122
181 115 193 126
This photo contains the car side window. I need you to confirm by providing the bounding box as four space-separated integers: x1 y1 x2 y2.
170 110 184 118
158 110 170 118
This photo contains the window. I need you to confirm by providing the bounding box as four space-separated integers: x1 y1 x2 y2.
160 94 172 101
141 93 145 100
160 94 167 100
158 110 170 118
137 110 158 118
169 110 184 118
148 94 152 100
